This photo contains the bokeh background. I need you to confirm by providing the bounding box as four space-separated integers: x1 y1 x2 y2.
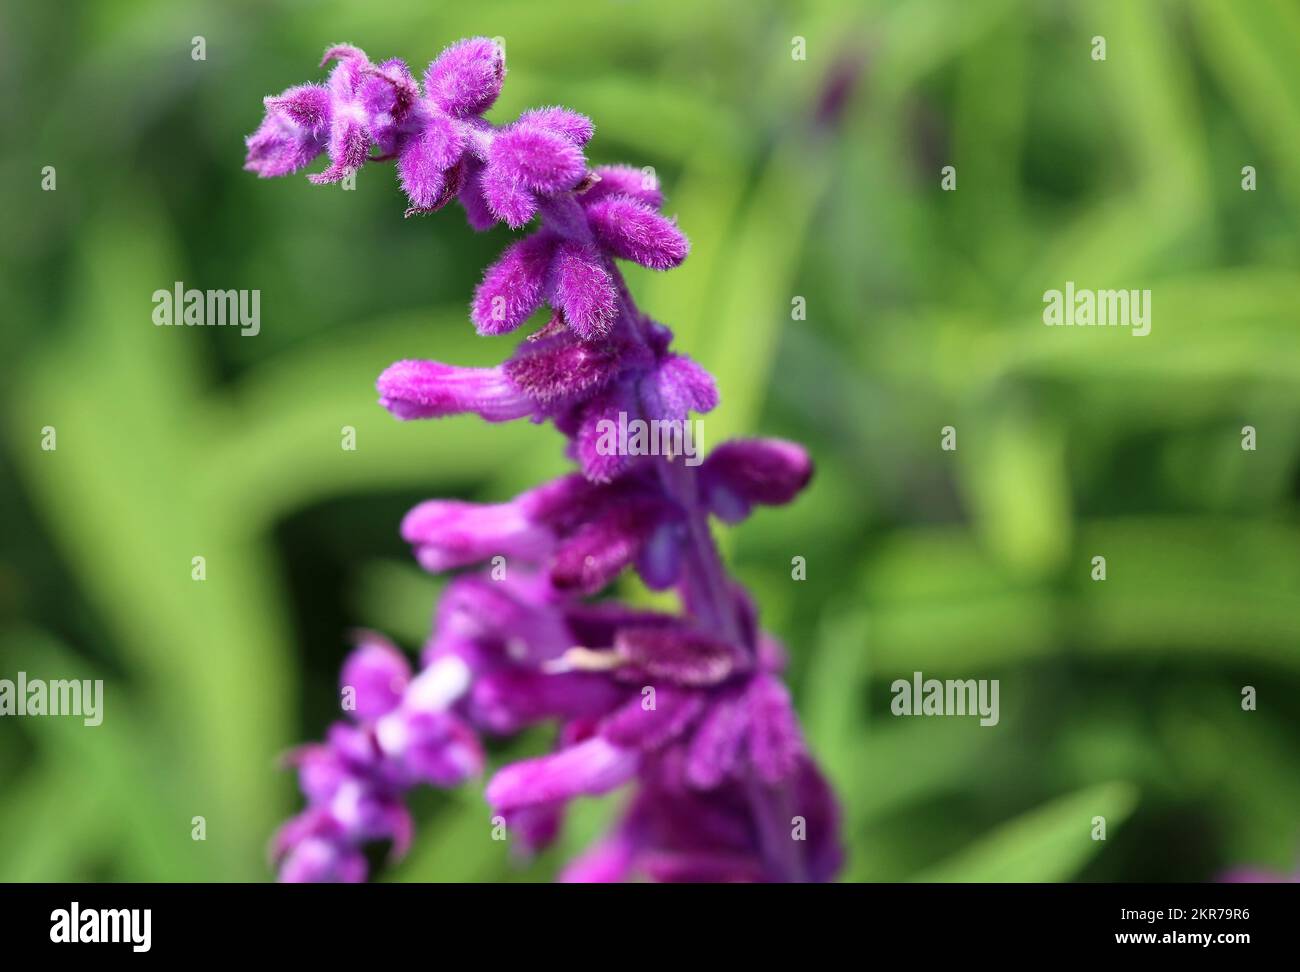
3 0 1299 882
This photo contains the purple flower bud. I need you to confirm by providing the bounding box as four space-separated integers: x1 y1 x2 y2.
549 497 671 595
467 669 624 734
376 360 534 422
550 242 619 339
581 164 664 209
502 326 624 404
598 685 705 750
517 107 595 145
375 709 484 787
480 161 539 228
699 439 813 523
586 196 690 270
291 744 351 804
634 520 685 590
340 632 412 719
424 38 506 118
743 674 805 785
397 110 467 211
279 836 368 884
486 735 639 813
489 123 587 194
639 353 718 423
471 233 558 334
506 802 567 853
361 58 420 153
685 689 749 789
244 86 331 178
400 500 547 573
572 384 639 482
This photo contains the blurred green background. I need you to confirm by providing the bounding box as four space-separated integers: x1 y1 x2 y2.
3 0 1299 882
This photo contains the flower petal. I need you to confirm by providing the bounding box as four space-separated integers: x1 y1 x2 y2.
700 439 813 524
614 626 747 687
517 106 594 145
340 631 412 719
580 164 663 209
424 37 506 117
376 360 533 421
470 232 557 335
489 123 586 193
586 196 689 269
486 736 638 812
550 242 619 339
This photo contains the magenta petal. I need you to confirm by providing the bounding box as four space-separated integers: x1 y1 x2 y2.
376 360 533 422
340 631 412 719
489 123 586 193
551 242 619 339
486 736 638 812
400 498 550 573
581 164 664 209
470 232 557 335
424 37 506 117
586 196 689 269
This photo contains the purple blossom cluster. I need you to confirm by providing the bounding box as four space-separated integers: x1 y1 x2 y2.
251 37 842 882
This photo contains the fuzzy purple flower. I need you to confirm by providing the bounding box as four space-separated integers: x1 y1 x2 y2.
251 37 842 883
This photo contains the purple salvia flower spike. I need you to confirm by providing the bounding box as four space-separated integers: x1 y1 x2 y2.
251 35 843 883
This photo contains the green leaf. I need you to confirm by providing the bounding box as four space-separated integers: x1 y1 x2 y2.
914 782 1137 882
